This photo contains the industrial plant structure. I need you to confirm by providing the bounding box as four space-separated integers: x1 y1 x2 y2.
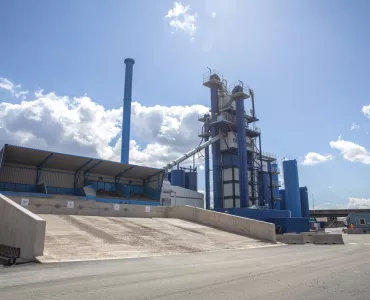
0 58 311 234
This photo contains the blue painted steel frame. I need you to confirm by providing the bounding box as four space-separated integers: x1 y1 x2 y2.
36 152 54 184
115 165 135 183
235 97 249 207
83 160 103 182
74 158 93 188
210 84 223 209
121 58 135 164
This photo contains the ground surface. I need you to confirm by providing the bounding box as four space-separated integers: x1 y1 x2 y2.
1 238 370 300
40 215 273 262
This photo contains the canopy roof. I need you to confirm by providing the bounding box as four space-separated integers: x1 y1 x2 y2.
1 144 163 180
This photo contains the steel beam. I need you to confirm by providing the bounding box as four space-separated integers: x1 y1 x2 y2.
74 158 93 188
36 152 54 184
115 165 135 183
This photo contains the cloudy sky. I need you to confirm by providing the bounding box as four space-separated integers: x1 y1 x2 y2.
1 0 370 208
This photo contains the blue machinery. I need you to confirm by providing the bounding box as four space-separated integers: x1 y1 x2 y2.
120 61 310 233
196 70 310 233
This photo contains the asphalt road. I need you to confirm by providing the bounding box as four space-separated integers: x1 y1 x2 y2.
1 243 369 300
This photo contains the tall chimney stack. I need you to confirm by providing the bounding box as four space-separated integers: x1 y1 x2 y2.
121 58 135 164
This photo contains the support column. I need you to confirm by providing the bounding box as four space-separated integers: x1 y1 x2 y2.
210 77 222 209
233 86 249 207
121 58 135 164
204 120 211 210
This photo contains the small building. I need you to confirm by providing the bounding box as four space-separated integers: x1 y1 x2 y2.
347 212 370 234
0 144 164 204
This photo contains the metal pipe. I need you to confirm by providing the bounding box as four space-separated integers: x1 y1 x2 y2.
204 121 210 209
164 134 221 170
121 58 135 164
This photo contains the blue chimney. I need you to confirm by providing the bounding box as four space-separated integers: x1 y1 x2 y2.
121 58 135 164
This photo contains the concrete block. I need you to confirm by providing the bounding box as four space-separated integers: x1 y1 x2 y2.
0 194 46 260
313 234 344 245
302 232 314 243
277 234 305 244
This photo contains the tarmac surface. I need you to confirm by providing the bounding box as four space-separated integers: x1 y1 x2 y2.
40 215 274 262
1 232 370 300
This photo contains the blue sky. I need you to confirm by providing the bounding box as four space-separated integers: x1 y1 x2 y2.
1 0 370 208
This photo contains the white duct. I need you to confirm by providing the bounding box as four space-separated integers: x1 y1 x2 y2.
163 134 222 170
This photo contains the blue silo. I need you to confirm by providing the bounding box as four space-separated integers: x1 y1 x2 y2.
283 159 302 217
300 186 310 218
171 169 185 188
187 171 198 192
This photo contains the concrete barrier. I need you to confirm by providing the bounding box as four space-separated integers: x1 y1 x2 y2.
313 234 344 245
0 194 46 260
167 206 276 243
302 232 315 244
276 234 305 244
9 196 167 218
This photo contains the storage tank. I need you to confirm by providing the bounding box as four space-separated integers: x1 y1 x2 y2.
282 159 301 217
279 189 285 210
187 171 198 192
171 169 185 188
300 186 310 218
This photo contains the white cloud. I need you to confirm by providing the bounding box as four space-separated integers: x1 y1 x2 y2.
350 123 360 131
0 77 28 99
302 152 333 166
0 84 209 169
347 197 370 209
362 105 370 117
211 12 216 19
328 186 333 189
330 136 370 164
165 2 197 41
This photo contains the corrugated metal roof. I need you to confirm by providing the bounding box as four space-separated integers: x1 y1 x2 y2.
2 144 164 180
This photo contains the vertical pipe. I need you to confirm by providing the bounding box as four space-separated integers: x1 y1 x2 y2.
204 119 211 209
233 87 249 207
210 79 222 209
121 58 135 164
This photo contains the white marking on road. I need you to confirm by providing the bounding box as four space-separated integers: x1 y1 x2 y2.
349 242 358 245
364 243 370 246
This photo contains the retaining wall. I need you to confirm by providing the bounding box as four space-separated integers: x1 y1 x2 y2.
9 196 167 218
0 194 46 260
166 206 276 243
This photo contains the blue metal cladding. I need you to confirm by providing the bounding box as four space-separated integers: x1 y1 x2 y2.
171 169 185 188
258 171 269 206
234 91 249 207
271 162 280 209
187 171 198 192
283 160 302 217
121 58 135 164
279 189 285 210
210 84 222 209
300 186 310 218
262 172 269 207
